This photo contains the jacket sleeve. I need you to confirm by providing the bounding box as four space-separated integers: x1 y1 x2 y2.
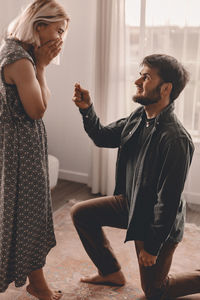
144 137 194 256
79 104 127 148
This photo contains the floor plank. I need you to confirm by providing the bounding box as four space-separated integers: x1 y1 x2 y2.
186 203 200 226
51 179 101 211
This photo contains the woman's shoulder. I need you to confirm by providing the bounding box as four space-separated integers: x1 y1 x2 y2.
0 38 34 67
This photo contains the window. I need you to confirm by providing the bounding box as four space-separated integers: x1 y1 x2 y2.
125 0 200 140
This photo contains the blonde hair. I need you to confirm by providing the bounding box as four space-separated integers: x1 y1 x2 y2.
7 0 70 46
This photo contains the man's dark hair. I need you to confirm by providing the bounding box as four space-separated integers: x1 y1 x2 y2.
141 54 189 102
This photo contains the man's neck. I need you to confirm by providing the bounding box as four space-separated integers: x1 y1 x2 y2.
144 98 170 119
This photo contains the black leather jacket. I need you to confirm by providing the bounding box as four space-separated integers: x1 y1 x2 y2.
80 103 194 255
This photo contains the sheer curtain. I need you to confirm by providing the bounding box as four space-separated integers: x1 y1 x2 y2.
88 0 128 195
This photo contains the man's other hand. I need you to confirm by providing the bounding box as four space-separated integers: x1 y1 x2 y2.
139 249 157 267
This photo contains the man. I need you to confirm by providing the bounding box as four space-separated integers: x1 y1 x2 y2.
71 54 197 299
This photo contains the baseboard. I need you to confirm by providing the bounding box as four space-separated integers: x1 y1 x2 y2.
183 191 200 205
59 169 88 184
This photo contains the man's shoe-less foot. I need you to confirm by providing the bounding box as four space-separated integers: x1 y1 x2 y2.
80 270 126 286
26 284 63 300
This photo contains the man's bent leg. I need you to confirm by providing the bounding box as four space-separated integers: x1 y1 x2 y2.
70 195 128 284
135 240 178 300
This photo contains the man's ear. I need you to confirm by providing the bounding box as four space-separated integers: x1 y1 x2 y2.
161 82 172 97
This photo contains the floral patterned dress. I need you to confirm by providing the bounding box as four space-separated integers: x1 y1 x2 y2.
0 38 56 292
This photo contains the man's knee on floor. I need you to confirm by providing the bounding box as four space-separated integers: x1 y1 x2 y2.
142 282 165 300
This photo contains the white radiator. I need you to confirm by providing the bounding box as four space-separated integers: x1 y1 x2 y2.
48 154 59 189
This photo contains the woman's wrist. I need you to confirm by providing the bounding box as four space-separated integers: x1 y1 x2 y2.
36 64 45 73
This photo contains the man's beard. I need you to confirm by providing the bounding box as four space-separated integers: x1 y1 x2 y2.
132 84 162 106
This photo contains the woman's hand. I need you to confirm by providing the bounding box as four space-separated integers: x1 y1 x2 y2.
72 83 92 109
34 39 63 68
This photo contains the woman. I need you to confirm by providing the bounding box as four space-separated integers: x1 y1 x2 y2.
0 0 69 299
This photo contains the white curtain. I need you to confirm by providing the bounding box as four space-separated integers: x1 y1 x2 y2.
88 0 127 195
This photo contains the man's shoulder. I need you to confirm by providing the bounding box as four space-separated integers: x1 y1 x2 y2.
158 115 194 150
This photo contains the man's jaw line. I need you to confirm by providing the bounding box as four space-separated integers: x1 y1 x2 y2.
132 94 164 119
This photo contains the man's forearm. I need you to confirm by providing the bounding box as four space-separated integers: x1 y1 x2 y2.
80 104 125 148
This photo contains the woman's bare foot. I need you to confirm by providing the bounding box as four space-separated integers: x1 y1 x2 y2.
26 284 62 300
80 270 126 286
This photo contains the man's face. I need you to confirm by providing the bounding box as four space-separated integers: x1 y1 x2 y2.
133 65 164 105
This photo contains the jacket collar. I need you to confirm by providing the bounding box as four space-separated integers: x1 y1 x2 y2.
139 101 175 124
155 102 175 121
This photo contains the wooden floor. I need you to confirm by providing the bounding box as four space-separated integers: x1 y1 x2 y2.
186 203 200 226
51 179 101 212
52 179 200 227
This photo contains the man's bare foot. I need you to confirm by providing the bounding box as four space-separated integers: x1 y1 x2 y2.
26 284 62 300
80 270 126 286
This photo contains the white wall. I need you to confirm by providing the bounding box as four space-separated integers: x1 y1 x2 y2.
0 0 97 184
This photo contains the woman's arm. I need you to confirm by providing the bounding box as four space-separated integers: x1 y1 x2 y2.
5 58 47 119
4 39 62 120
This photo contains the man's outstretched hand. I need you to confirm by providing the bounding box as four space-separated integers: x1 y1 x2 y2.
72 83 92 110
